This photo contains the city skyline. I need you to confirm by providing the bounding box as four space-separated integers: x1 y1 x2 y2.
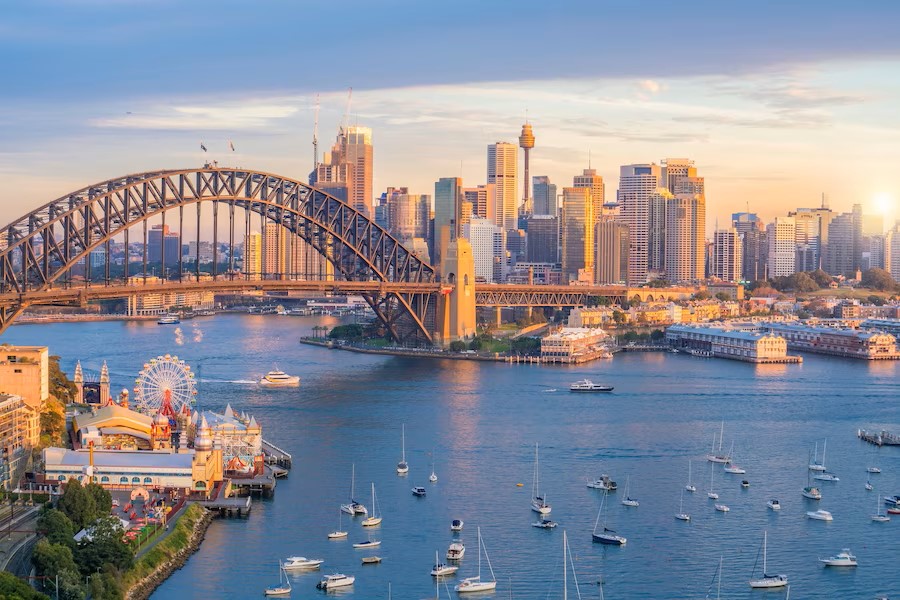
4 2 900 232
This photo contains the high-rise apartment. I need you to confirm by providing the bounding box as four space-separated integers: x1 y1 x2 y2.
712 228 743 282
648 188 673 273
462 184 496 222
560 187 594 281
532 176 558 216
618 163 662 284
148 224 181 268
314 125 373 216
487 142 518 232
464 218 505 283
383 187 430 243
525 215 559 264
664 193 706 283
594 219 629 285
243 231 262 278
886 223 900 281
573 169 605 222
824 204 862 277
733 213 766 281
433 177 462 274
789 207 833 272
661 158 697 195
767 217 796 277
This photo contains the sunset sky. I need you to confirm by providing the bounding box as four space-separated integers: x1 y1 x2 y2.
3 0 900 230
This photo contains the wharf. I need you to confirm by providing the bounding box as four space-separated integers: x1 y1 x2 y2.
858 429 900 446
196 482 252 517
262 439 292 469
228 465 279 497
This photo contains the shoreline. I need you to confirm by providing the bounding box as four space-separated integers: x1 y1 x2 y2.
299 338 503 361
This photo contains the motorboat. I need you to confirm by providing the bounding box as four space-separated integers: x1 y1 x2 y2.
569 379 614 392
866 481 874 491
316 574 355 590
767 499 781 511
532 518 557 529
282 556 323 570
455 527 497 593
801 486 822 500
715 504 730 512
883 495 900 507
820 549 857 567
447 541 466 561
748 531 787 589
361 556 382 564
157 314 180 325
352 539 381 549
450 519 464 532
586 474 617 491
806 509 833 521
431 560 459 577
724 463 746 474
412 486 427 497
264 564 291 596
887 507 900 515
741 480 750 488
867 466 882 474
259 368 300 387
813 471 839 482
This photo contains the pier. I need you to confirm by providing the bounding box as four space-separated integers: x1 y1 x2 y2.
858 429 900 446
262 439 293 469
228 466 280 497
197 482 252 517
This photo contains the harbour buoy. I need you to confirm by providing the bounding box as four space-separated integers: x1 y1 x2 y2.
516 483 524 487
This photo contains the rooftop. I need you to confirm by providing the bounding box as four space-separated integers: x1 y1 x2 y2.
44 447 194 469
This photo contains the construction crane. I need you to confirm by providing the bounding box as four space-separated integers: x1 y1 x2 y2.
313 94 320 168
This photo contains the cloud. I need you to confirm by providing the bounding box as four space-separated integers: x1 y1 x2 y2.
559 117 709 144
637 80 666 95
91 101 300 131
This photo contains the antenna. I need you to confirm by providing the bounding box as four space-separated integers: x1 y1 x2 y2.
313 94 320 168
588 149 592 170
341 87 353 133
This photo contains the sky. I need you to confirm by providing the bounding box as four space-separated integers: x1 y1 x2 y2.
3 0 900 232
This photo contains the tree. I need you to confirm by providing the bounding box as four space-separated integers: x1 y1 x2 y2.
693 291 712 301
611 311 627 325
468 338 482 351
809 269 832 288
84 483 112 517
868 295 885 306
650 329 665 341
448 341 467 352
37 509 76 550
647 279 670 288
76 516 133 575
715 292 731 301
0 571 49 599
32 539 79 578
790 272 819 293
48 355 77 403
57 480 97 530
861 268 896 292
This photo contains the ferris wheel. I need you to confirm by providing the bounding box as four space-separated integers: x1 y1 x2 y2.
132 354 197 415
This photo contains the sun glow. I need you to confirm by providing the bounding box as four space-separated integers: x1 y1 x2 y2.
872 192 896 217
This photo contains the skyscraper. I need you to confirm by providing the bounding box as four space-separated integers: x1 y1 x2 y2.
767 217 796 277
433 177 462 274
383 187 430 243
594 218 629 285
664 193 706 283
519 123 535 216
648 187 673 273
263 223 285 278
464 218 505 283
712 228 743 282
886 223 900 281
532 176 557 216
618 163 662 284
525 215 559 264
733 213 767 281
487 142 518 232
243 231 262 279
314 125 373 216
148 224 181 269
824 204 862 277
560 187 594 281
789 207 833 272
661 158 697 195
573 168 605 223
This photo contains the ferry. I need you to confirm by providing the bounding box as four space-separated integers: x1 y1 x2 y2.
259 369 300 388
569 379 614 393
157 314 180 325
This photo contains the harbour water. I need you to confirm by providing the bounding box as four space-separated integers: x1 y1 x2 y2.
4 315 899 599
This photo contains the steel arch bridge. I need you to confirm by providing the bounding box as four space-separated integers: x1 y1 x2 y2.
0 168 437 342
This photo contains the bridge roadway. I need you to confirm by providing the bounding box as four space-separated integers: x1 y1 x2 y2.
0 279 698 311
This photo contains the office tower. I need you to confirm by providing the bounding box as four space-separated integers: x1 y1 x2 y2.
507 229 527 265
732 212 762 236
433 177 462 274
533 176 558 216
383 187 430 243
314 125 373 216
148 224 181 268
462 184 496 222
767 217 796 277
573 169 605 222
733 213 766 281
648 187 673 273
519 123 535 215
594 218 630 285
664 193 706 283
618 163 662 284
560 187 594 281
243 231 262 278
824 204 862 276
464 218 505 283
712 228 743 282
661 158 696 195
525 215 559 264
886 224 900 281
487 142 518 232
861 235 885 270
263 223 286 278
789 207 834 272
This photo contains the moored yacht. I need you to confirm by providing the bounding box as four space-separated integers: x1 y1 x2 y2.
447 541 466 561
569 379 614 392
767 499 781 511
813 471 839 482
282 556 323 570
157 313 180 324
806 509 833 521
802 486 822 500
587 474 617 491
450 519 464 532
316 574 355 590
820 549 857 567
259 368 300 387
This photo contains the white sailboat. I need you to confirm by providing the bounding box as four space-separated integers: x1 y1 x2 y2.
872 486 891 522
809 440 826 471
328 509 348 539
340 463 367 516
429 449 438 483
675 488 691 521
431 549 459 577
748 530 787 588
361 482 383 527
455 527 497 593
707 461 719 499
592 490 626 545
705 556 723 600
560 530 582 599
397 423 409 474
264 563 292 596
706 421 729 463
723 442 746 474
531 442 551 514
685 460 696 493
621 475 639 507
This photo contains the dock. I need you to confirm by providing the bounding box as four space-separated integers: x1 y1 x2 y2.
228 465 279 497
197 481 252 517
262 439 292 469
858 429 900 446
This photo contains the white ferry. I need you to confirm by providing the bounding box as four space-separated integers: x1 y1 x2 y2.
157 314 180 325
569 379 614 393
259 368 300 388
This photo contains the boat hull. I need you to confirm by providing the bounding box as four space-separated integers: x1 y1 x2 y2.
592 533 626 545
749 577 788 588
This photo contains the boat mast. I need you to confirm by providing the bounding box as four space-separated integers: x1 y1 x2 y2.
821 439 827 469
718 420 724 454
563 529 567 600
401 424 406 463
762 530 767 575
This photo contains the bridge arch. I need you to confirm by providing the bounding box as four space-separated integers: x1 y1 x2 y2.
0 168 437 341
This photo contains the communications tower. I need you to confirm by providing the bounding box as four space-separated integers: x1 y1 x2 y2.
518 121 535 215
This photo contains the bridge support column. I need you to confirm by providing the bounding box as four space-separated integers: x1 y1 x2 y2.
495 307 502 328
438 238 477 347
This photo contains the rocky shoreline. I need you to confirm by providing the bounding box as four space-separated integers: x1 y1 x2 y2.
125 506 213 600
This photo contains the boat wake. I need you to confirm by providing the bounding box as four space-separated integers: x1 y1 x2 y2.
198 378 257 384
542 389 558 393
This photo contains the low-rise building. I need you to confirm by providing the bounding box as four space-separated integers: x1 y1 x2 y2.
666 324 800 364
0 394 40 489
541 327 610 363
567 306 617 328
126 275 216 316
764 322 900 360
0 345 49 410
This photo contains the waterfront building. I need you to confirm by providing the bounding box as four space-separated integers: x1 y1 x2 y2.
862 318 900 337
712 229 743 282
125 276 215 316
487 142 518 232
464 218 505 283
618 163 661 284
525 215 559 264
532 176 557 216
665 193 706 283
767 217 796 277
825 204 862 277
560 187 594 281
567 306 618 328
73 403 156 450
764 322 900 360
573 168 605 222
666 324 800 364
433 177 463 274
196 404 263 477
148 225 181 268
594 218 629 285
0 394 40 488
463 184 496 222
540 327 610 363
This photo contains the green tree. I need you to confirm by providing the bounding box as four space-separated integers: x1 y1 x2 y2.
861 268 896 292
693 291 712 300
611 311 627 325
37 509 76 550
868 294 885 306
468 338 482 351
327 324 364 341
32 539 79 578
76 516 133 576
715 292 731 301
48 355 77 403
83 483 112 517
0 571 49 599
790 272 819 293
57 480 97 530
650 329 665 341
647 279 670 288
448 341 467 352
809 269 832 288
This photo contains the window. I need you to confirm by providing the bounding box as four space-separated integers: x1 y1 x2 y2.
143 477 153 484
120 476 129 483
13 369 21 374
131 477 140 483
101 476 109 483
57 475 66 481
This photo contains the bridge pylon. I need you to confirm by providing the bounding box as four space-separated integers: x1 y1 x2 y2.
437 238 477 347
